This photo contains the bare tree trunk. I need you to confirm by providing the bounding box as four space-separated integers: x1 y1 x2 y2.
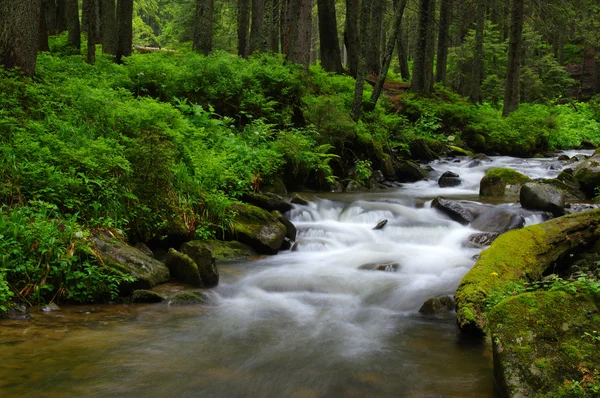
412 0 435 95
238 0 251 57
593 47 600 95
262 0 275 51
0 0 42 77
116 0 133 62
287 0 313 68
423 0 436 94
271 0 281 52
249 0 264 54
555 30 565 65
368 0 384 76
39 0 50 51
502 0 524 116
56 0 68 33
101 0 117 55
435 0 452 83
66 0 80 50
193 0 214 55
280 0 292 55
86 0 98 63
46 0 58 35
351 0 372 121
317 0 343 73
469 1 484 102
344 0 359 77
371 0 408 106
396 23 410 81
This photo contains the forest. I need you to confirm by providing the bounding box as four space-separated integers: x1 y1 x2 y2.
1 0 600 396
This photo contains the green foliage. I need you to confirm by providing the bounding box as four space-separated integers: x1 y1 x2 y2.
353 160 372 185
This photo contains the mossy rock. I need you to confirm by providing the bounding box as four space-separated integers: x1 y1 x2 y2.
271 210 296 241
260 177 288 196
455 209 600 335
395 161 429 183
165 248 203 287
539 175 586 201
180 240 256 261
132 289 164 303
479 168 532 198
574 153 600 198
419 296 454 315
290 193 310 206
231 203 287 254
241 192 292 213
167 291 206 306
489 291 600 397
447 145 474 157
179 242 218 287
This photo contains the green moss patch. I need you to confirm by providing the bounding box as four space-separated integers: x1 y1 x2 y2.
479 168 533 197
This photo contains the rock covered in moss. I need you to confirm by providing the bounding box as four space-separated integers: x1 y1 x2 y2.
271 210 296 241
409 138 439 162
93 232 170 293
182 240 256 261
455 209 600 335
489 291 600 397
132 289 164 303
447 145 473 157
290 193 310 206
345 180 368 192
231 203 287 254
241 192 292 213
179 242 218 287
167 291 206 306
520 182 565 217
165 248 203 287
539 172 586 201
134 242 154 257
574 149 600 197
419 296 454 315
395 161 429 182
479 168 532 198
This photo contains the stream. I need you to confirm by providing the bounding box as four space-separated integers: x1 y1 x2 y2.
0 152 592 397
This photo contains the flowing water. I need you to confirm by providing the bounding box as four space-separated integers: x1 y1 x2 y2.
0 152 592 397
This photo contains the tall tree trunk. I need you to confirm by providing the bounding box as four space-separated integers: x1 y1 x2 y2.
368 0 384 75
396 23 410 81
412 0 434 95
237 0 251 57
271 0 280 52
86 0 98 63
555 30 565 65
249 0 265 54
262 0 275 51
116 0 133 62
287 0 313 68
39 0 50 51
502 0 524 116
317 0 343 73
423 0 436 94
594 47 600 95
66 0 80 50
0 0 42 77
344 0 359 77
435 0 452 83
469 1 485 102
280 0 291 54
371 0 408 106
101 0 117 55
46 0 58 35
56 0 68 33
351 0 372 121
193 0 214 55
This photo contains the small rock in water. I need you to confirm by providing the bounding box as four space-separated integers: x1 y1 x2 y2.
373 219 388 230
42 303 61 312
358 263 399 272
438 171 462 188
132 289 165 304
557 154 570 161
168 291 206 306
290 193 310 206
465 232 500 248
419 296 454 315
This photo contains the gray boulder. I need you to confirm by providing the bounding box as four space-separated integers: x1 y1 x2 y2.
345 180 368 192
465 232 500 248
431 197 475 225
419 296 454 315
271 210 297 241
290 193 310 206
438 171 462 187
396 161 429 182
574 149 600 197
180 241 219 287
241 192 292 213
520 183 565 217
470 208 525 233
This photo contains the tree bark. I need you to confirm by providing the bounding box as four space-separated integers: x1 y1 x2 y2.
39 0 50 51
0 0 42 77
101 0 117 55
262 0 275 51
238 0 251 57
66 0 80 50
396 23 410 81
116 0 133 62
86 0 98 63
351 0 372 121
56 0 68 33
46 0 58 35
367 0 384 76
317 0 343 73
286 0 313 68
271 0 280 52
280 0 291 54
249 0 264 54
193 0 214 55
344 0 359 77
371 0 408 106
469 1 485 102
435 0 452 84
502 0 524 116
412 0 436 95
423 0 437 94
594 47 600 95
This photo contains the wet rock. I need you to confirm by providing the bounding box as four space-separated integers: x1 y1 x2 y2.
291 242 299 252
431 197 475 225
409 138 439 162
271 210 297 241
371 170 385 184
471 153 492 162
132 289 164 303
178 240 256 261
280 237 293 251
93 232 170 293
231 203 287 255
447 146 473 157
520 183 565 217
479 168 532 198
395 161 429 183
438 171 462 188
574 149 600 197
290 193 310 206
419 296 454 315
241 192 292 213
180 242 219 287
470 208 525 233
380 181 402 188
168 291 206 306
465 232 501 248
557 154 570 161
328 182 344 192
134 242 154 257
358 263 399 272
564 203 600 215
539 174 586 201
260 177 288 196
165 248 203 287
42 303 60 312
345 180 368 192
373 219 388 230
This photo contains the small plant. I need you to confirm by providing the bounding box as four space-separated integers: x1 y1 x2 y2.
354 159 372 185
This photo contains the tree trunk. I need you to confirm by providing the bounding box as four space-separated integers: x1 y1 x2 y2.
555 30 564 66
593 47 600 95
469 1 485 102
280 0 292 55
396 23 410 81
344 0 359 77
371 0 408 106
66 0 80 50
86 0 98 63
39 0 50 51
423 0 436 94
237 0 251 57
193 0 214 55
101 0 117 55
116 0 133 62
286 0 313 68
271 0 280 52
502 0 524 116
46 0 58 35
56 0 68 33
262 0 275 51
435 0 452 84
249 0 264 54
367 0 384 76
317 0 343 73
411 0 436 95
351 0 372 121
0 0 42 77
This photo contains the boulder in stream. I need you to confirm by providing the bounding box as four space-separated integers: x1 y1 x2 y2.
373 219 388 230
181 240 256 261
272 210 297 241
132 289 165 303
519 182 565 217
574 149 600 197
290 193 310 206
419 296 454 315
431 197 475 225
479 168 532 198
165 248 203 287
465 232 500 248
241 192 292 213
345 180 368 192
470 208 525 233
231 203 287 254
395 161 429 183
180 242 219 287
168 291 206 306
438 171 462 187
